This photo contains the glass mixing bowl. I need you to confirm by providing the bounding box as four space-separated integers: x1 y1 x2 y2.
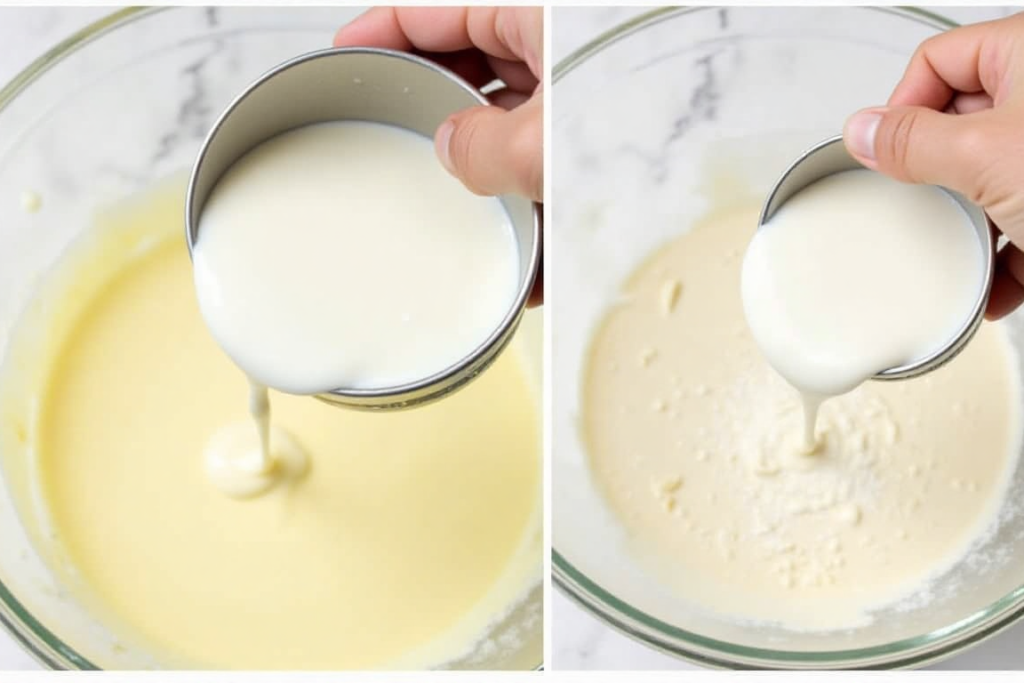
0 7 542 670
552 6 1024 669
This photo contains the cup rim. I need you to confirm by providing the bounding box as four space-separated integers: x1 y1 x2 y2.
184 45 541 410
757 134 995 386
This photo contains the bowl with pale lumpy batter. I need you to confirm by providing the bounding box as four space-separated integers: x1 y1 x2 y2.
0 7 542 670
553 6 1024 669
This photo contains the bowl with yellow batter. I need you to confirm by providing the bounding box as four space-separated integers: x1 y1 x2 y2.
553 6 1024 669
0 7 542 670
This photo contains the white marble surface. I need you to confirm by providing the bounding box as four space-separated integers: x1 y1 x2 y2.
552 4 1024 672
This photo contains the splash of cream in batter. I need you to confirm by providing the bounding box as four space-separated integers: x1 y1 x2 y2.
200 378 309 499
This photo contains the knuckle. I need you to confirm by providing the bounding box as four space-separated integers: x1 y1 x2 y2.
950 124 988 160
912 37 936 64
449 113 482 178
881 109 922 181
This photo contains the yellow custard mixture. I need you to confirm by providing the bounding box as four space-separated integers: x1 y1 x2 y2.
0 181 541 669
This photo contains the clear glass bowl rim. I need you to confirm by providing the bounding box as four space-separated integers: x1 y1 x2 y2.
551 5 1024 670
0 8 159 668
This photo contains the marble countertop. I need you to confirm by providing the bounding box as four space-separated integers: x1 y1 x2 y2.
552 4 1024 672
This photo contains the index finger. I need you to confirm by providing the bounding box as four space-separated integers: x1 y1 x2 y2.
333 7 542 77
888 16 1017 110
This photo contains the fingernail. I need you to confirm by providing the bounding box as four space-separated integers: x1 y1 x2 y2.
844 109 883 161
435 120 455 174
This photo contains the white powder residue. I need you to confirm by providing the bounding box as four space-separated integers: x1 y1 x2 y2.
583 204 1024 632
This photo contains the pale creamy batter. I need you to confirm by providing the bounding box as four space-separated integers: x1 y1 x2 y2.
584 205 1021 630
192 121 520 395
742 170 984 447
3 181 541 669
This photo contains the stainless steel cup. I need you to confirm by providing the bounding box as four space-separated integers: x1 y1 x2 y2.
185 47 540 410
758 134 994 382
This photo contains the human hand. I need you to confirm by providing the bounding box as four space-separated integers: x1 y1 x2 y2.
334 7 543 203
842 12 1024 319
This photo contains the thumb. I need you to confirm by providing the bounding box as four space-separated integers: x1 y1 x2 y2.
843 106 992 203
434 93 543 202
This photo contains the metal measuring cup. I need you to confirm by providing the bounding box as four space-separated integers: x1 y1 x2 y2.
758 135 994 382
185 48 540 410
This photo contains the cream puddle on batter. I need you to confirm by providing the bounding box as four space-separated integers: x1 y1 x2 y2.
0 180 541 669
583 205 1021 630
